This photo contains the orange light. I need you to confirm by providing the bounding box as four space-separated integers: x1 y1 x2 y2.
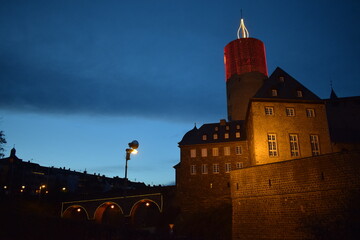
42 185 46 188
110 205 115 209
20 189 24 193
62 187 66 191
77 208 81 212
145 202 150 207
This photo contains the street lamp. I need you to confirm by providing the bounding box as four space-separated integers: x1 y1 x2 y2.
124 140 139 181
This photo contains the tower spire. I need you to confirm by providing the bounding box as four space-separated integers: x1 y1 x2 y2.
237 15 249 39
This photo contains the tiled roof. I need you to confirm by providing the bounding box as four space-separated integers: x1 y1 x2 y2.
253 67 320 100
178 120 246 146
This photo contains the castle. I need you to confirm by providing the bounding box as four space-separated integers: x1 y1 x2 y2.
175 19 360 239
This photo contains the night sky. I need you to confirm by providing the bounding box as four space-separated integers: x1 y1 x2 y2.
1 0 359 185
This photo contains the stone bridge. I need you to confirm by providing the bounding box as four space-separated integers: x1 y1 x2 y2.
61 193 163 224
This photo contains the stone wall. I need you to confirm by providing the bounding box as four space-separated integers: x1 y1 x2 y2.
230 151 360 239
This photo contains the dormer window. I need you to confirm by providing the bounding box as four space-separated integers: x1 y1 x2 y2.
279 76 285 82
271 89 278 96
202 135 207 141
297 90 303 97
213 133 218 140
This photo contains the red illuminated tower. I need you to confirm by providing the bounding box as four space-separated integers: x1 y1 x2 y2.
224 18 268 121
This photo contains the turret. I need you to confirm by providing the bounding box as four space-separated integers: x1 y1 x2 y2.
224 18 268 121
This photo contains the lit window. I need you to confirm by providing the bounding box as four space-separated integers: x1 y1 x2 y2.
190 149 196 158
213 133 218 140
236 125 240 130
286 108 295 116
265 107 274 116
236 132 240 138
306 108 315 118
279 76 285 82
213 164 220 174
201 148 207 157
236 162 243 169
225 163 232 173
235 146 242 155
224 133 229 139
268 134 278 157
224 147 231 156
271 89 278 96
190 165 196 175
297 90 303 97
201 164 208 174
202 134 207 141
215 127 218 131
310 135 320 156
289 134 300 157
212 148 219 156
226 125 229 130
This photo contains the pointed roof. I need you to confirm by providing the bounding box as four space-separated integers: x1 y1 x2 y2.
330 88 338 99
253 67 320 100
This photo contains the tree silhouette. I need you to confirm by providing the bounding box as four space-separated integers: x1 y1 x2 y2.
0 131 6 158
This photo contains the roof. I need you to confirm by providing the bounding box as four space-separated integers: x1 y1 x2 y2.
178 120 246 146
253 67 320 101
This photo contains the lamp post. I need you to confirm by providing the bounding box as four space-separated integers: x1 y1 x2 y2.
124 140 139 182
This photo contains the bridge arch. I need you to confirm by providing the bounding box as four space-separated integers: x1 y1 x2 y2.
130 199 162 228
94 201 125 225
62 205 90 220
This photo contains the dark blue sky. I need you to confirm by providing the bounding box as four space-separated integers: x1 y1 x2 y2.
1 0 359 185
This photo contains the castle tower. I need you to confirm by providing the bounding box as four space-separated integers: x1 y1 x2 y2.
224 18 268 121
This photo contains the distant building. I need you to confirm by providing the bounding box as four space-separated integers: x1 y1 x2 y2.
0 148 145 198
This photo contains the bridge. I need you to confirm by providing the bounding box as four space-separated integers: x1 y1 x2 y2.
61 193 163 226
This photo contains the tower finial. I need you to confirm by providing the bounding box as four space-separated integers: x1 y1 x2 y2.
237 15 249 39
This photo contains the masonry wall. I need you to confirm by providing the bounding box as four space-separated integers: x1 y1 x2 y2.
177 141 250 213
247 100 332 165
230 151 360 240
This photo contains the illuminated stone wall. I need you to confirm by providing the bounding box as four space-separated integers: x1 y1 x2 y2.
176 141 250 213
247 100 332 165
230 151 360 239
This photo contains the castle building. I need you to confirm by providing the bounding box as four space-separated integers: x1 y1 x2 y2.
174 18 360 234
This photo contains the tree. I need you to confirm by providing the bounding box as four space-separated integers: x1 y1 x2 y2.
0 131 6 158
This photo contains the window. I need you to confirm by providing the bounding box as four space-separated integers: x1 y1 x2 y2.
289 134 300 157
297 90 303 97
265 107 274 116
236 125 240 130
215 127 218 131
212 148 219 156
286 108 295 116
201 164 208 174
310 135 320 156
213 133 218 140
190 149 196 158
190 165 196 175
202 134 207 141
226 125 229 130
225 163 231 173
236 132 241 138
306 108 315 118
224 147 231 156
224 133 229 139
236 162 244 169
271 89 278 96
201 148 207 157
235 146 243 155
213 164 220 174
268 134 278 157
